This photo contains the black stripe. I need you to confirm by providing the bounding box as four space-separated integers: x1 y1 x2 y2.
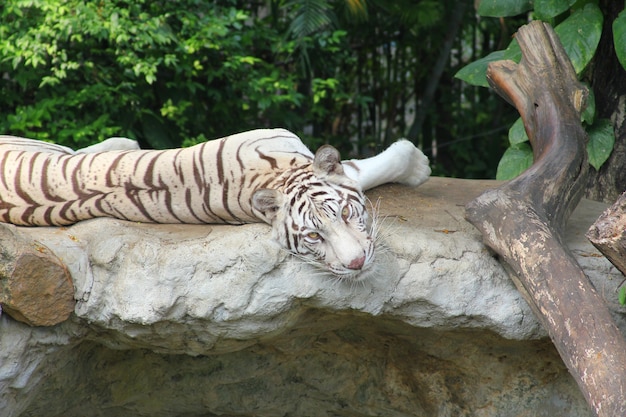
20 205 37 225
27 151 39 184
134 152 154 186
255 149 278 170
172 149 185 182
201 186 228 223
105 152 126 187
14 156 38 206
221 179 244 223
42 205 54 226
124 183 158 223
283 222 293 251
216 139 226 185
58 199 78 224
40 157 65 202
0 152 10 191
185 188 204 222
162 186 182 222
72 154 95 200
60 154 71 183
194 142 208 191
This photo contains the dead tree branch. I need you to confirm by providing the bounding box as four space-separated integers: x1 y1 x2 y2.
465 21 626 416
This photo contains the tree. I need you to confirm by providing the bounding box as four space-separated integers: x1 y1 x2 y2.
585 0 626 202
457 0 626 201
1 0 523 179
0 1 324 149
466 21 626 417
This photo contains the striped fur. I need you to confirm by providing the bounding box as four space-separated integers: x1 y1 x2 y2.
0 129 312 226
0 128 430 278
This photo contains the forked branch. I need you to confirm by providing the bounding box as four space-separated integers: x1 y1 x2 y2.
465 21 626 416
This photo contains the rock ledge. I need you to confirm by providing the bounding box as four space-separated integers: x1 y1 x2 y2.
2 178 617 417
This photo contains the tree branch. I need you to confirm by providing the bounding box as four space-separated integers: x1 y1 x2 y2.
465 21 626 416
0 225 74 326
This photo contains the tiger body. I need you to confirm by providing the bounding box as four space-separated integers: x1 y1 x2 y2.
0 128 430 278
0 129 313 226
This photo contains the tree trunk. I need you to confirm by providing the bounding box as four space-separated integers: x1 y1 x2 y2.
587 191 626 277
406 1 467 142
585 0 626 202
0 225 74 326
465 21 626 417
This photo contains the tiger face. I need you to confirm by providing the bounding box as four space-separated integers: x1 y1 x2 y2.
251 145 375 280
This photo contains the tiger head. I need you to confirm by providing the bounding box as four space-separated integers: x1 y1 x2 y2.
251 145 375 280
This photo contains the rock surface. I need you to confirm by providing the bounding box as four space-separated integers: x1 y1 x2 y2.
1 177 621 417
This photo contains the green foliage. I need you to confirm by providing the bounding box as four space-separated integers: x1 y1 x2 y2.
554 4 603 74
458 1 621 180
507 118 529 145
496 143 533 180
613 10 626 70
0 0 349 149
587 119 616 171
534 0 577 20
477 0 533 17
0 0 524 180
455 40 520 88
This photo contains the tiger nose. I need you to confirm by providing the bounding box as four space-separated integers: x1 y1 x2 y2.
347 255 366 270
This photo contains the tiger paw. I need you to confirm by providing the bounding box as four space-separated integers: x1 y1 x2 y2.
387 139 431 187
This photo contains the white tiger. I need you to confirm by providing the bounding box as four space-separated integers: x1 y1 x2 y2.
0 129 430 278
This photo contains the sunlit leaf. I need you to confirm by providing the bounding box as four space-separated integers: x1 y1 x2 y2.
477 0 532 17
587 119 615 171
496 143 533 180
620 286 626 306
554 3 603 75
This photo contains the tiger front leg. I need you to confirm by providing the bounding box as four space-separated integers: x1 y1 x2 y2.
342 140 431 191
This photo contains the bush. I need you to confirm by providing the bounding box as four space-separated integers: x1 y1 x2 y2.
1 0 348 150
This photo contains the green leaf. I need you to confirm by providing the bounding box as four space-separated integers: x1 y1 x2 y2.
455 39 521 87
455 50 504 87
508 117 529 145
613 10 626 71
496 143 533 180
477 0 532 17
288 0 333 38
586 119 615 171
619 286 626 306
534 0 577 20
554 3 603 75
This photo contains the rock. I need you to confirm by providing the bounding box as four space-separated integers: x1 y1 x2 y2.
1 178 617 416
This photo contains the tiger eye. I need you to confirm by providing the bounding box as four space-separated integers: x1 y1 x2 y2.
307 232 320 240
341 206 351 220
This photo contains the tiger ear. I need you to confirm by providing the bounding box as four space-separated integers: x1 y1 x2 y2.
251 189 284 222
313 145 344 176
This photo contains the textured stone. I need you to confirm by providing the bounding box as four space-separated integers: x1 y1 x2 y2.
1 178 618 416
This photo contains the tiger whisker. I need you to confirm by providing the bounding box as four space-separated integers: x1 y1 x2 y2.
365 196 400 261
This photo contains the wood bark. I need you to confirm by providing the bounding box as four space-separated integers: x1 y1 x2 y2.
465 21 626 416
587 191 626 277
0 224 74 326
